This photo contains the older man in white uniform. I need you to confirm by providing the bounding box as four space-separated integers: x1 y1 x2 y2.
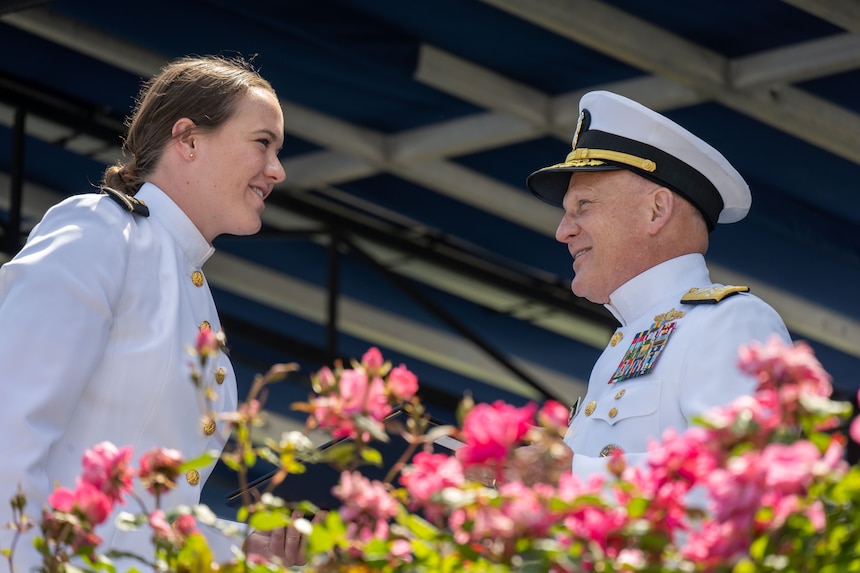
527 91 790 479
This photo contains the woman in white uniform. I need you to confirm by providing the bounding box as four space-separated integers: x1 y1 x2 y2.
0 54 286 569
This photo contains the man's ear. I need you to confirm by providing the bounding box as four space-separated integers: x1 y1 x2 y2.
171 117 197 161
647 186 674 235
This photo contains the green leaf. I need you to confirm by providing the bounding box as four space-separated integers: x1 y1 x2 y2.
732 557 757 573
322 442 358 468
626 496 648 519
179 451 219 472
361 447 384 466
175 533 214 573
402 513 440 540
248 509 292 531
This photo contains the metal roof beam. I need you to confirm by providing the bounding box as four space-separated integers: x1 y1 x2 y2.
478 0 860 165
781 0 860 34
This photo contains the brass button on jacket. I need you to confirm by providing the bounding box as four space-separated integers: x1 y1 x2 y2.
186 470 200 486
191 270 204 287
202 417 216 436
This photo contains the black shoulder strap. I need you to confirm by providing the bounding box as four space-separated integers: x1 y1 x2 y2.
100 187 150 217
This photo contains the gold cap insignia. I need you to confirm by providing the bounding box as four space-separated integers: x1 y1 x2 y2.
572 108 591 149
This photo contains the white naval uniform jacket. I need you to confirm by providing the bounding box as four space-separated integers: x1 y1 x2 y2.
564 254 790 479
0 183 238 569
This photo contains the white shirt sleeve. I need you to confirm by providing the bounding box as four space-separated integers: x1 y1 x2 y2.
0 197 130 534
677 293 791 422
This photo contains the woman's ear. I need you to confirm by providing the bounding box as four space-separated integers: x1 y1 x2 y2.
647 186 674 235
171 118 197 161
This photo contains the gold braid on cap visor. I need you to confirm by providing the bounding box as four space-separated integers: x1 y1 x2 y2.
563 147 657 172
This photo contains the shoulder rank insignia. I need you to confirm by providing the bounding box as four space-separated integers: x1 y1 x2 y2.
609 308 682 384
680 285 749 305
100 186 150 217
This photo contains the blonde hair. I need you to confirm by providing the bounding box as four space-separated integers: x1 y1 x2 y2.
102 55 276 195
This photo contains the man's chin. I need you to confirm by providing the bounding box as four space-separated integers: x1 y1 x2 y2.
571 280 608 305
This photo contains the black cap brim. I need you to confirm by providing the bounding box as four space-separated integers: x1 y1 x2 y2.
526 163 621 207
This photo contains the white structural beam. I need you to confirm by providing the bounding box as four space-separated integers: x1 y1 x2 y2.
478 0 860 165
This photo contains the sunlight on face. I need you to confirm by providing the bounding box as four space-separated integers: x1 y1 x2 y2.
555 171 654 304
193 87 286 242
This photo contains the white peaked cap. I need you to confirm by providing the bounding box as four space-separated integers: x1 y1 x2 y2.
527 90 751 230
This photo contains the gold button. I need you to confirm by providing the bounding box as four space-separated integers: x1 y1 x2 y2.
614 389 626 400
215 367 226 385
186 470 200 486
609 332 623 346
600 444 624 457
199 320 211 331
641 159 656 172
608 407 618 418
191 270 204 287
584 401 596 416
202 417 216 436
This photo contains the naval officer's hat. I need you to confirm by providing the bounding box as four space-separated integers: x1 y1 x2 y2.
526 90 750 230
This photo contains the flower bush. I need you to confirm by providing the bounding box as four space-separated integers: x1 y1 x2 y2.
4 334 860 572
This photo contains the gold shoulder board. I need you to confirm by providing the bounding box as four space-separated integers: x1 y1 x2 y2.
680 285 749 305
100 186 150 217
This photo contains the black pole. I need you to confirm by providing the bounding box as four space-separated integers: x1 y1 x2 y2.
325 231 341 361
341 236 559 402
6 107 25 254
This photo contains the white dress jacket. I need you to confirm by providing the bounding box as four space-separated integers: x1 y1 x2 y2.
0 183 238 569
565 254 791 478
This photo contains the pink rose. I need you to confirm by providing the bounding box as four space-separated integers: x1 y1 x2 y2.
387 365 418 401
538 400 569 436
48 487 75 513
73 482 112 525
361 347 384 371
49 482 113 525
81 441 134 504
195 328 219 355
173 513 200 537
340 369 390 421
400 451 464 505
149 509 173 541
315 366 337 391
456 401 537 466
139 447 184 495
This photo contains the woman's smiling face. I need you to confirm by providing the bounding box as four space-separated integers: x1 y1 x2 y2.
191 86 286 242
